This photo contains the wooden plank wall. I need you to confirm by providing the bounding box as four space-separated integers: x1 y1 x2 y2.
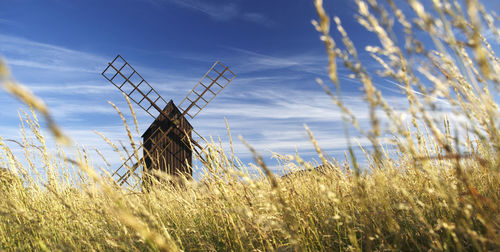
142 101 193 182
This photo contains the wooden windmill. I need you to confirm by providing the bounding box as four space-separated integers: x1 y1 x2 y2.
101 55 235 190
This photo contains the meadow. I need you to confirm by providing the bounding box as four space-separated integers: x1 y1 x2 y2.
1 0 499 251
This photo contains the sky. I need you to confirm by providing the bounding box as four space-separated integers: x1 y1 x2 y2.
1 0 499 178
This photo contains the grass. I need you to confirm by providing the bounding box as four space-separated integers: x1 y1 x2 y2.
1 0 500 251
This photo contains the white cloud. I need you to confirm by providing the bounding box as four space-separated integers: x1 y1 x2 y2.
0 34 105 73
5 58 96 73
223 46 329 75
28 82 115 95
241 12 276 27
166 0 239 21
144 0 274 26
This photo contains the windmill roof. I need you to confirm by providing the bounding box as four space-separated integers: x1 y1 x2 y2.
141 100 193 138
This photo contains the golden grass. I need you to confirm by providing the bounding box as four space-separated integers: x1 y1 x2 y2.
1 0 500 251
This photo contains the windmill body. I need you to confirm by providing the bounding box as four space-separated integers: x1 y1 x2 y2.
142 100 193 178
101 54 235 190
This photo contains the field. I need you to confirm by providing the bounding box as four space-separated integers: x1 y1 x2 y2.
1 0 500 251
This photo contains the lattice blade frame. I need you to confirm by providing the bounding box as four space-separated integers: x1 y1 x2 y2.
178 61 236 119
102 55 168 118
111 158 143 190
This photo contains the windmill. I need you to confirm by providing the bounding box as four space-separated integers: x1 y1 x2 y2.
101 55 236 190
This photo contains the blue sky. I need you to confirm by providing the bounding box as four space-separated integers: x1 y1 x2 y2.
1 0 498 177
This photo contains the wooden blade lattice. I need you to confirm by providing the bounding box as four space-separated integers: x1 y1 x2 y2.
178 61 236 119
102 55 169 117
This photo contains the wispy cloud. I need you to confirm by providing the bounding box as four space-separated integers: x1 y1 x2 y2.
0 34 105 73
189 86 407 162
144 0 275 26
241 12 276 27
223 46 328 75
27 82 115 95
166 0 238 21
5 58 98 73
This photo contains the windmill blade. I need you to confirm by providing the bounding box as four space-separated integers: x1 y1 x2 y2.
180 129 209 163
102 54 169 118
190 129 209 153
178 61 236 119
111 158 142 189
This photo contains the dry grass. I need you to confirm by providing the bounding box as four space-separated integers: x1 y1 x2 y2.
1 0 500 251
